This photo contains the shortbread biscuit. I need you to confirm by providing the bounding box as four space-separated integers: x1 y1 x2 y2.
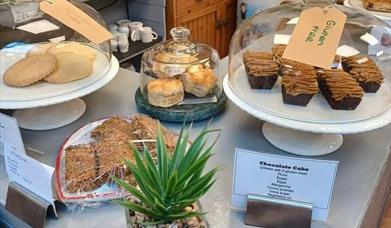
44 52 93 83
363 0 391 12
48 42 96 60
3 53 57 87
26 43 53 56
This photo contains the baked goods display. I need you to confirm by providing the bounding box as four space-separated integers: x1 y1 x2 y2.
180 64 217 97
281 67 318 106
147 78 184 107
317 69 364 110
63 115 177 193
341 55 384 93
140 27 222 113
363 0 391 12
243 51 279 89
2 42 96 87
3 53 57 87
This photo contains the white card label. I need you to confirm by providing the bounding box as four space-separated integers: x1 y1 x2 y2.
232 149 338 221
0 114 25 155
4 143 55 205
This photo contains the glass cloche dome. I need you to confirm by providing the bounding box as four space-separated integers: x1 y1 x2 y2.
227 1 391 124
140 27 222 108
0 0 111 89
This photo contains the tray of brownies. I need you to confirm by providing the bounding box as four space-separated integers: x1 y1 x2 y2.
224 44 391 133
55 114 178 203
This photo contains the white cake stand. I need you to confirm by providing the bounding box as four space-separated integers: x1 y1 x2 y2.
223 75 391 156
0 55 119 130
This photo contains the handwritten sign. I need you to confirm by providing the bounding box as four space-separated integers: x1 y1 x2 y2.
232 149 338 221
283 7 347 69
40 0 112 44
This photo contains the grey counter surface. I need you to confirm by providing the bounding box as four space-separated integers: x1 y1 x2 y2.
1 58 391 228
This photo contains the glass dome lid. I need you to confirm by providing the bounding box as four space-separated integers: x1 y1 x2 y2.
227 1 391 124
139 27 222 108
0 0 111 94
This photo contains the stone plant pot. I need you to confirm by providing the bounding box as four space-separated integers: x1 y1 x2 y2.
124 202 209 228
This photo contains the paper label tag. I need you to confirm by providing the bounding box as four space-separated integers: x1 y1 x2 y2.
232 149 338 221
282 7 347 69
40 0 112 44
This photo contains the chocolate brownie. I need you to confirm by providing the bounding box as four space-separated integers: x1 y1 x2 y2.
341 55 384 93
317 69 364 110
281 67 318 106
243 51 279 89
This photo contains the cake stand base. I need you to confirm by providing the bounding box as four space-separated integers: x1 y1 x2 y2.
13 99 86 131
135 88 227 123
262 122 343 156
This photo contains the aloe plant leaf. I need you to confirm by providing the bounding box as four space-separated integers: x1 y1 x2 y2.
178 168 218 200
170 126 189 172
116 200 160 218
112 176 153 206
156 123 169 186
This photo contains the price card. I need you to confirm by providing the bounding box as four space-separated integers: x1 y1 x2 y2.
232 149 338 221
283 7 347 69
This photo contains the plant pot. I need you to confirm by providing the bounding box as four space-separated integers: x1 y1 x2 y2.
124 201 209 228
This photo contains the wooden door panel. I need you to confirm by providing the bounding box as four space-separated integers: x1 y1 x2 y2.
177 8 220 52
221 0 237 57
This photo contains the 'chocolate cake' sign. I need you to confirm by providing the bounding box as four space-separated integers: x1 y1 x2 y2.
283 7 346 69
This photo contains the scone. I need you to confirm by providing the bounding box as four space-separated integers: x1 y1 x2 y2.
363 0 391 12
44 52 93 83
4 53 57 87
180 65 217 97
147 78 184 107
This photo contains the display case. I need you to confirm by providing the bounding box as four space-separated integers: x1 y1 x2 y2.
136 27 226 122
0 0 119 130
225 2 391 155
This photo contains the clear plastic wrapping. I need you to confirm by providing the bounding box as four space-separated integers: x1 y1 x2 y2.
55 114 177 204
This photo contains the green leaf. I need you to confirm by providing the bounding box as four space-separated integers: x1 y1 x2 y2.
176 153 212 189
178 168 218 200
112 176 153 206
116 200 160 218
165 171 178 197
156 123 169 187
170 125 189 172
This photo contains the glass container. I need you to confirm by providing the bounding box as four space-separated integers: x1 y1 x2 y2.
140 27 221 108
0 0 111 86
227 1 391 124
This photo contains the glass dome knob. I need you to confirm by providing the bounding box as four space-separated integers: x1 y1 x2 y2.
170 27 191 42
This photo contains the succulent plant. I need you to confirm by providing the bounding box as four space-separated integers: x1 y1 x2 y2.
113 124 220 225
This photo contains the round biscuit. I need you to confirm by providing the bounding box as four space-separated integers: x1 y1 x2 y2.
3 53 57 87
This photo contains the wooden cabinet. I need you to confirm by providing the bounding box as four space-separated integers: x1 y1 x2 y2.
166 0 237 57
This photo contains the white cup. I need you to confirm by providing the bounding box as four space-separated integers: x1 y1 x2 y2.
118 39 129 53
111 39 118 52
117 33 128 42
129 21 143 41
140 27 158 43
116 19 131 27
108 24 118 32
118 25 129 37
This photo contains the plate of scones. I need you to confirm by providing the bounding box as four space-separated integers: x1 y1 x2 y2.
55 114 178 203
225 44 391 126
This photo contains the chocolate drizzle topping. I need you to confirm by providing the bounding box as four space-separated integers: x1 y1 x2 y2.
281 68 318 96
342 55 384 84
318 70 364 101
243 51 278 76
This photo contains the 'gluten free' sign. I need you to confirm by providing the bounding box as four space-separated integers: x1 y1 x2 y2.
283 7 346 69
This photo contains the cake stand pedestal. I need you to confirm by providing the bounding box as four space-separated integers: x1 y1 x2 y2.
262 122 343 156
12 99 86 131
